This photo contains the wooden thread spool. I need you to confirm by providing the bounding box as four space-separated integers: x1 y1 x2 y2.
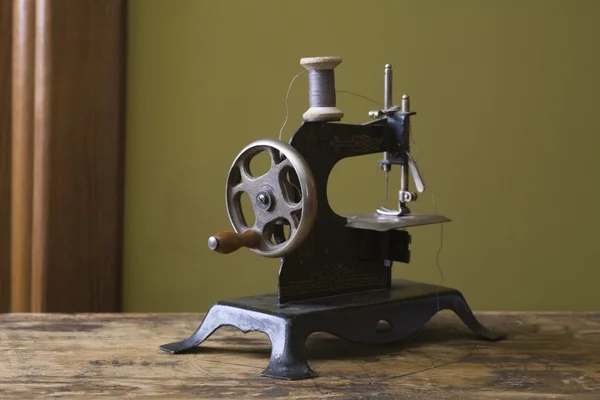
300 56 344 122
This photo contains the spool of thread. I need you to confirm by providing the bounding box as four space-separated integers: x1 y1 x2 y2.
300 56 344 122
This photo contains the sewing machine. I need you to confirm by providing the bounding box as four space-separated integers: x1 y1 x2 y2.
160 56 506 380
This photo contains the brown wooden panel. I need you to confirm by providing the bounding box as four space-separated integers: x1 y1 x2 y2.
0 0 12 313
11 0 35 313
31 0 126 312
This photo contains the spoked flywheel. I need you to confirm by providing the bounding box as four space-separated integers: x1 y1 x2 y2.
222 139 317 258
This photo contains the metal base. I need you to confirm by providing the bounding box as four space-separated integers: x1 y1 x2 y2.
160 279 506 380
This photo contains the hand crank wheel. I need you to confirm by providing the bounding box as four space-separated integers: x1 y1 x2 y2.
225 139 317 258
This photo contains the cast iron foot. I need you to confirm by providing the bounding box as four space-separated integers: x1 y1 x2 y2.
160 304 315 380
160 279 506 380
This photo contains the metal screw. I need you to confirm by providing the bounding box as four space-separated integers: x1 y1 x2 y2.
258 193 268 204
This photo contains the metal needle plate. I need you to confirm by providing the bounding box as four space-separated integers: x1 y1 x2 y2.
345 213 451 231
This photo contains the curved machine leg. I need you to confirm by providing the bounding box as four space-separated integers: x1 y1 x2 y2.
262 325 314 380
160 280 506 380
447 293 507 341
304 291 506 346
160 306 225 355
160 304 315 380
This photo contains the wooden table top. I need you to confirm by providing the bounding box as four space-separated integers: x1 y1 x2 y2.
1 312 599 399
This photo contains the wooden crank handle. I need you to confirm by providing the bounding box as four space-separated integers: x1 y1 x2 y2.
207 230 261 254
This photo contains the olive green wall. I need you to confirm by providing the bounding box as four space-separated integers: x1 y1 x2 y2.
124 0 600 312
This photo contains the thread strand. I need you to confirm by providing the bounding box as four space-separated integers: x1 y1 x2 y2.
279 70 306 141
411 134 445 312
337 90 384 106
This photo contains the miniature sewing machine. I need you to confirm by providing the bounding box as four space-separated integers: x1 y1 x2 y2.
160 56 506 380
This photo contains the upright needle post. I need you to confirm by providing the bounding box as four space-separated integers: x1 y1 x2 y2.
383 64 393 200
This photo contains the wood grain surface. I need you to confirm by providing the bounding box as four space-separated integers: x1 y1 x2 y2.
11 0 35 313
0 0 12 313
0 312 599 399
29 0 126 312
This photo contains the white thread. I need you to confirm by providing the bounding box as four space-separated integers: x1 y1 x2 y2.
410 136 420 165
431 192 445 286
279 70 306 141
411 135 445 312
337 90 383 107
430 191 445 313
279 73 384 141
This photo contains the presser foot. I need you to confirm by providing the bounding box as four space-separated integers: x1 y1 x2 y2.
376 205 410 217
159 279 506 380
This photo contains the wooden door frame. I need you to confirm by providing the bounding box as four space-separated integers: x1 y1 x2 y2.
1 0 126 312
0 0 12 313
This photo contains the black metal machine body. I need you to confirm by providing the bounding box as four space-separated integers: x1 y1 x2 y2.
160 57 506 380
280 118 411 303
